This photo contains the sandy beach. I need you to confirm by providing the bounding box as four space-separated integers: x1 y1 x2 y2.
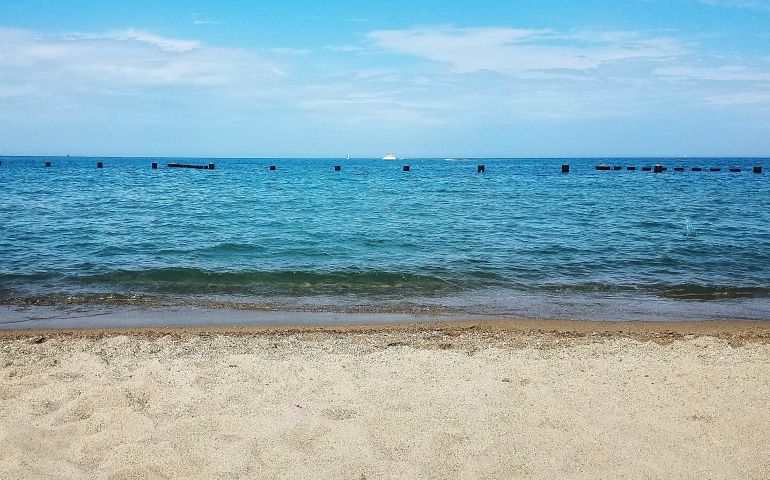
1 319 769 479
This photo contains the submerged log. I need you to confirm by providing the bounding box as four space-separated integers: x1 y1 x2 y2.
168 163 208 170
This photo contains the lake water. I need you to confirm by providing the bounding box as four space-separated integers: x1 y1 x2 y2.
1 156 769 324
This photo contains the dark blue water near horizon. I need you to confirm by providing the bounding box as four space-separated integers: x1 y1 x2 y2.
1 156 769 322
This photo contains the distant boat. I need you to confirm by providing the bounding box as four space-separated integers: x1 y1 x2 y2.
346 154 350 160
381 153 397 160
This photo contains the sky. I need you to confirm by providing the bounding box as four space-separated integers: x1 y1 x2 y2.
0 0 769 157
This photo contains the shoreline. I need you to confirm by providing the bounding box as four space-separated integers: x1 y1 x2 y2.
3 317 770 344
3 299 770 332
4 285 770 325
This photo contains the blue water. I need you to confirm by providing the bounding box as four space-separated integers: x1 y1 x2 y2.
1 156 769 321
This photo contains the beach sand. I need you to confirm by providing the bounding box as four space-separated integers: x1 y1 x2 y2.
1 320 769 479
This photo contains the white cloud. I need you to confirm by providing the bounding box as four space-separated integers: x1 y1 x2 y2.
367 26 686 75
0 26 281 94
0 23 768 156
655 65 770 81
191 13 222 25
106 28 200 52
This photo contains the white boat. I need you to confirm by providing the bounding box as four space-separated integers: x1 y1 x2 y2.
381 153 397 160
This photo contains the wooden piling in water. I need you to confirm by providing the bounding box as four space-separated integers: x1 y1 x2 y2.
477 164 485 173
269 165 276 171
403 165 410 172
753 165 762 173
561 164 569 173
334 165 341 171
152 162 158 169
692 167 702 171
729 168 741 172
45 161 51 168
97 162 103 168
653 165 664 173
595 164 611 171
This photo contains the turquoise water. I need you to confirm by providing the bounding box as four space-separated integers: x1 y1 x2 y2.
1 156 769 321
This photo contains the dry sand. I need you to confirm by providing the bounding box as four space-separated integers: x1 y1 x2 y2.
1 320 770 479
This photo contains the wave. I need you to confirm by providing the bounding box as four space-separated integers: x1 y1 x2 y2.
75 267 462 296
537 281 770 300
157 243 269 255
0 293 162 307
659 284 770 300
3 269 770 303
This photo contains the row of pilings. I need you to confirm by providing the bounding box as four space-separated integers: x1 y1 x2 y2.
3 161 763 174
593 163 762 173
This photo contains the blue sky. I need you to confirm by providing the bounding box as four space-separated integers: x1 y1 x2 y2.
1 0 769 157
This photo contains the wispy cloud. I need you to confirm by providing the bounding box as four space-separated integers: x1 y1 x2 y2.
104 28 200 52
191 13 222 25
324 45 366 53
0 26 281 93
367 26 686 75
0 22 768 156
655 65 770 81
702 89 770 104
698 0 770 11
269 47 311 56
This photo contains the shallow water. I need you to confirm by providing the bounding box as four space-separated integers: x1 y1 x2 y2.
1 156 769 322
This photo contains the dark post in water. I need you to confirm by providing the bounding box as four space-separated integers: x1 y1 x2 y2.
403 165 410 172
334 165 341 171
477 165 485 173
653 164 664 173
45 161 51 168
97 162 103 168
561 164 569 173
754 165 762 174
208 163 215 170
152 162 158 169
269 165 276 171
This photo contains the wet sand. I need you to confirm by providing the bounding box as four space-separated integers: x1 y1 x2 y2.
2 319 770 479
